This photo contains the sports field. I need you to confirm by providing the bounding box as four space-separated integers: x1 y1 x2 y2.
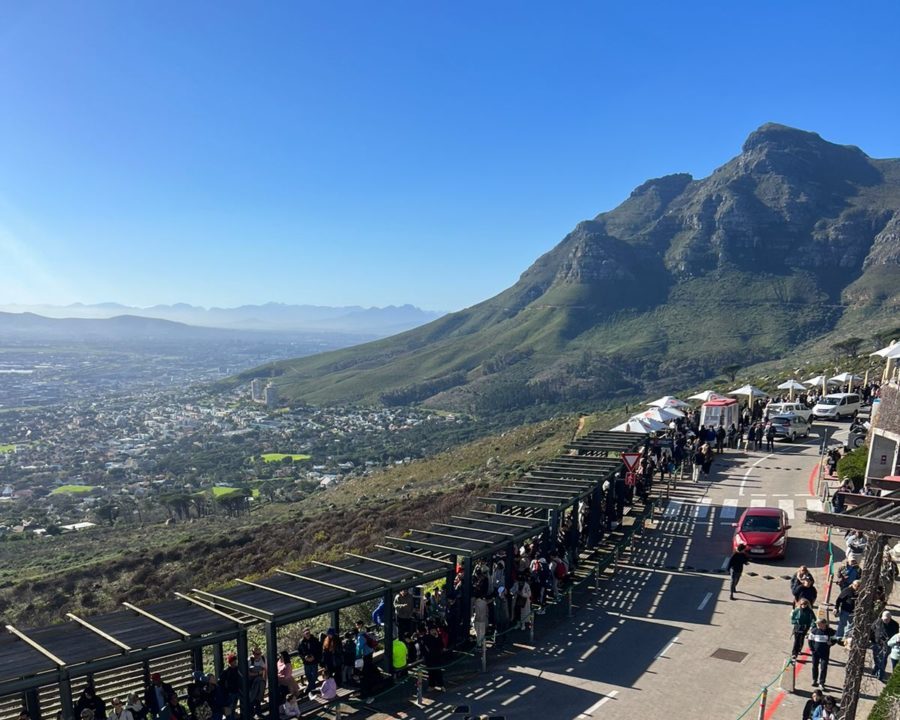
50 485 96 495
260 453 310 463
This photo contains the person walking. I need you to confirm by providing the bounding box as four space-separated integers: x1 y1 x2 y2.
765 422 776 452
808 618 838 688
727 544 749 600
791 599 816 659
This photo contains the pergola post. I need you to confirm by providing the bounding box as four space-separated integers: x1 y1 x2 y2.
381 588 395 675
504 544 514 589
331 610 341 637
460 556 473 642
213 643 224 678
142 659 151 686
264 622 279 720
24 687 40 720
236 630 250 720
588 486 602 547
58 672 74 720
190 647 203 674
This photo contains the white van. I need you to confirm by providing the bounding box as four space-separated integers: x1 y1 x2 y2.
811 393 861 420
765 401 812 422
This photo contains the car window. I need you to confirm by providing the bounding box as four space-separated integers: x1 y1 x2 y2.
742 515 781 531
819 398 838 406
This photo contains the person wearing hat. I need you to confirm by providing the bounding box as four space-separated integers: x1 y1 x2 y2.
870 610 900 681
144 674 173 720
808 618 838 688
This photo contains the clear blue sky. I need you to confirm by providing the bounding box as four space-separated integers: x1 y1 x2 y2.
1 1 898 312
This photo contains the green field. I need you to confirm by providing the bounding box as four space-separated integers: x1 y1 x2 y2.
0 444 15 453
260 453 310 463
51 485 96 495
208 486 261 498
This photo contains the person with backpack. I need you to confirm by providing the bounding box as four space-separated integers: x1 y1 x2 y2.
791 599 816 659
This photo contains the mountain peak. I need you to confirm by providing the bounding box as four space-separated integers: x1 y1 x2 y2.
741 123 827 153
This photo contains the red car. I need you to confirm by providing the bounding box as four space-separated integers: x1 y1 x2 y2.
732 506 790 560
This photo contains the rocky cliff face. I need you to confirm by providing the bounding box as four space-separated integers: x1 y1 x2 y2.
248 124 900 413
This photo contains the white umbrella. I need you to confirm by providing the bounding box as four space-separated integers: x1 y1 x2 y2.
728 384 768 398
830 372 862 385
871 341 900 358
610 417 666 434
636 407 684 422
646 395 691 409
687 390 727 402
804 375 838 387
776 378 807 400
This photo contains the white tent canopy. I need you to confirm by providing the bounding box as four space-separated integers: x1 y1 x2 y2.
777 379 807 391
646 395 691 409
872 342 900 359
804 375 838 387
610 417 666 434
688 390 727 402
728 384 768 398
830 372 862 384
636 407 684 422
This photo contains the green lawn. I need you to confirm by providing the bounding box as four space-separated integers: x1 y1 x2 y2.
0 444 15 453
260 453 311 463
208 486 261 498
51 485 96 495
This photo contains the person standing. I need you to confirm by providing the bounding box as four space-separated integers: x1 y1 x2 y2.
835 580 861 641
808 618 838 688
765 422 776 452
422 626 444 692
727 544 750 600
354 620 377 702
791 600 816 659
870 611 900 681
297 628 322 694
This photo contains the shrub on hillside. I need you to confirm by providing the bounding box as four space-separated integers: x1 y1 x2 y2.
837 446 868 490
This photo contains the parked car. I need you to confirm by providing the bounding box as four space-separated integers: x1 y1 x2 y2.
732 506 790 559
811 392 861 420
768 414 810 442
765 401 812 422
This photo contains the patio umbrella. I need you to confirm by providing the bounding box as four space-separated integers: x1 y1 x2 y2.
646 395 691 409
728 384 768 398
636 407 684 422
687 390 727 402
776 379 807 400
871 342 900 382
610 417 666 434
830 372 862 388
804 375 837 394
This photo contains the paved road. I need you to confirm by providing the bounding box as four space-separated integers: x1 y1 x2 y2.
367 420 886 719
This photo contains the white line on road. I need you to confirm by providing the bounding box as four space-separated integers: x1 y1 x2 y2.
807 498 824 512
740 453 774 496
578 690 619 717
751 498 766 508
779 498 795 520
721 556 731 570
697 592 713 610
721 499 739 520
695 497 712 519
655 635 680 659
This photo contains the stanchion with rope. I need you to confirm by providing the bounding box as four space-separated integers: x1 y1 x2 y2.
779 656 795 693
756 686 767 720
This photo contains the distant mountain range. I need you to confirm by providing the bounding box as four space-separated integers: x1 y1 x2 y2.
0 302 444 337
236 123 900 414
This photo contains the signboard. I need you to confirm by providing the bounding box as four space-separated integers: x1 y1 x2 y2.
621 452 641 472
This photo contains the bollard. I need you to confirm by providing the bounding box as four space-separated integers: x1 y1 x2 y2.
757 686 767 720
335 703 342 720
568 587 573 618
416 670 424 706
529 611 535 644
481 640 487 672
595 563 600 592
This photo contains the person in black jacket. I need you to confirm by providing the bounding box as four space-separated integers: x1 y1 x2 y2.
871 611 900 681
808 618 838 688
144 674 174 720
801 689 824 720
422 626 444 691
219 655 241 719
727 544 750 600
835 580 861 641
297 627 322 693
75 683 106 720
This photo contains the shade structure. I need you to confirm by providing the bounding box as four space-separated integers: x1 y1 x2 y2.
871 341 900 358
687 390 727 402
728 384 768 398
635 407 684 422
609 417 666 433
646 395 691 409
830 372 862 384
803 375 838 387
777 379 807 391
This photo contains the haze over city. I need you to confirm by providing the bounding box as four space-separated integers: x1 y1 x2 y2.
2 1 899 312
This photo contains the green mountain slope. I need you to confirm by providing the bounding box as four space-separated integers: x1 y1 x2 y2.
240 124 900 413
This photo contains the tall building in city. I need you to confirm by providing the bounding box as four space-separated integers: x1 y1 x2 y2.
264 383 278 409
251 378 264 403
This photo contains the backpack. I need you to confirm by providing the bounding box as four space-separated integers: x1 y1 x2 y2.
555 561 567 580
365 633 378 650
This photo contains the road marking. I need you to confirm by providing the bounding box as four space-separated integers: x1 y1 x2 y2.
655 635 680 659
778 498 795 520
721 556 731 570
807 498 824 512
721 499 739 520
740 453 774 496
772 493 789 497
578 690 619 717
697 592 713 610
695 497 712 518
751 498 766 508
